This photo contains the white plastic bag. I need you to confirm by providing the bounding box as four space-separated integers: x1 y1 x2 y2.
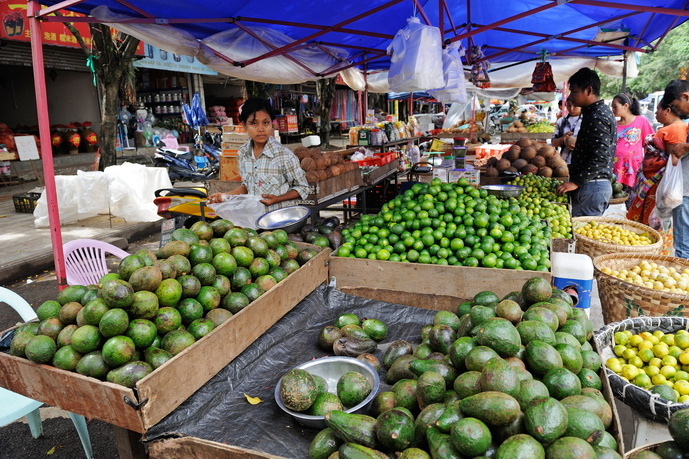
208 194 266 229
655 158 684 219
387 17 444 92
428 43 468 103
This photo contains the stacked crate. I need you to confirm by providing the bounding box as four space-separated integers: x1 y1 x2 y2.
220 125 248 181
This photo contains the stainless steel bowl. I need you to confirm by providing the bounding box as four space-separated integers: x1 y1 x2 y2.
256 205 311 234
481 184 524 199
275 356 380 429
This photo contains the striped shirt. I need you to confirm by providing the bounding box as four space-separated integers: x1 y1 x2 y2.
238 136 310 211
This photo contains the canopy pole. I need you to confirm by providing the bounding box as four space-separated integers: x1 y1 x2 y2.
622 52 628 92
363 59 369 125
28 0 67 289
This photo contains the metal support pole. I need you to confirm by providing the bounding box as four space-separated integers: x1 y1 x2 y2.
28 0 67 289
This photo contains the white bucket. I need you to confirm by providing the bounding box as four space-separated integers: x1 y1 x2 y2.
551 252 594 317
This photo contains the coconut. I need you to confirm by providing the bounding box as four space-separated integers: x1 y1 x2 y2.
486 156 499 167
537 145 556 158
504 145 521 162
505 166 519 174
553 165 569 177
496 158 512 171
517 137 532 148
300 157 317 171
537 166 553 177
315 157 327 170
521 164 539 175
520 147 537 161
294 146 310 159
317 170 328 181
309 148 322 157
530 156 546 168
546 155 565 168
512 158 528 170
485 166 500 177
329 165 342 176
305 170 320 183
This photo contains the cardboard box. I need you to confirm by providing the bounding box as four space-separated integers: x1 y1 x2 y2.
297 168 364 205
448 168 480 185
276 115 298 133
0 247 331 433
432 166 450 182
220 155 241 181
222 125 245 134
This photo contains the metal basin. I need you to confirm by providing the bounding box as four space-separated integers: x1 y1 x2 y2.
480 184 524 199
275 356 380 429
256 205 311 234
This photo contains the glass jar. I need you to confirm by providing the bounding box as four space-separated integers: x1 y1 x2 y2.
161 105 168 114
154 93 160 102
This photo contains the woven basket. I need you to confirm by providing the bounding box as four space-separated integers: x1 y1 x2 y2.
595 317 689 423
624 441 679 458
573 217 662 260
609 195 628 205
593 253 689 324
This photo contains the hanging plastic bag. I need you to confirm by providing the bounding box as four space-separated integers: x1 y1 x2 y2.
207 194 266 229
428 43 468 104
655 157 684 219
387 17 444 92
531 62 556 92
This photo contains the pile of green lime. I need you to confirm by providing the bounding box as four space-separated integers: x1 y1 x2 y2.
508 174 573 239
336 178 552 271
9 220 317 388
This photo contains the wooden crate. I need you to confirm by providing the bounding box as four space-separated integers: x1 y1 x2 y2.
361 159 399 185
0 247 330 433
297 168 364 206
328 256 552 311
148 265 625 459
501 132 554 142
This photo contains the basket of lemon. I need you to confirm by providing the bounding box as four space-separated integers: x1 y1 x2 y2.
593 253 689 323
572 217 662 260
595 316 689 422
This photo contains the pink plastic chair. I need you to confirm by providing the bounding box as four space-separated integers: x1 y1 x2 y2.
161 134 190 152
63 239 129 286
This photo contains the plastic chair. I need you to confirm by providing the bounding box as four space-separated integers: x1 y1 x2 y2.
161 134 190 152
63 239 129 286
0 287 93 459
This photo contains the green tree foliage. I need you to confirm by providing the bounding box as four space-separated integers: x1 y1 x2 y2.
598 21 689 100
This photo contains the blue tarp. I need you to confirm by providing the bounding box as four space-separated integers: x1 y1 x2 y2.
39 0 689 73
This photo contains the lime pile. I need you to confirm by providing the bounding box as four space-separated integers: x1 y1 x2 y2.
508 174 572 239
525 121 555 133
575 221 654 246
9 220 316 388
337 178 552 271
607 330 689 403
601 260 689 294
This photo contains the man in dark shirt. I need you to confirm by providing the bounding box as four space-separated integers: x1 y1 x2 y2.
557 68 616 216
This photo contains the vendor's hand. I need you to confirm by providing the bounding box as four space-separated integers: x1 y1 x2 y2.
557 181 578 195
207 192 226 204
260 194 280 206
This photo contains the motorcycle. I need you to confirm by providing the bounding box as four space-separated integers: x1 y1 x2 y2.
153 187 218 246
154 139 219 184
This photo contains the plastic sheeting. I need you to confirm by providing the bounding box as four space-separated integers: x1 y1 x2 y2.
145 284 436 456
33 163 171 227
595 316 689 423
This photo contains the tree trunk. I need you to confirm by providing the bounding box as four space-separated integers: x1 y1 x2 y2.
99 82 120 171
316 77 337 146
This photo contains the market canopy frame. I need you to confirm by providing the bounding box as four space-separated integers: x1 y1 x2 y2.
23 0 689 287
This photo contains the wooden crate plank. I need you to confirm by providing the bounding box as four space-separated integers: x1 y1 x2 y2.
0 352 143 431
329 256 551 307
149 436 285 459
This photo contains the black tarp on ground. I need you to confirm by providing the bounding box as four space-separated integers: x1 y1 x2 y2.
144 283 437 456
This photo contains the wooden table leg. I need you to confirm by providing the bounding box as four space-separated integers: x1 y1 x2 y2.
112 425 148 459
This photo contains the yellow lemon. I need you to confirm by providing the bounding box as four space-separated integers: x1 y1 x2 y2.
607 358 623 373
629 356 645 368
614 332 629 346
613 345 627 357
629 335 644 347
645 366 660 377
680 395 689 403
623 348 637 361
653 344 670 359
638 348 654 363
662 334 676 346
652 374 667 385
675 380 689 396
662 355 679 368
661 365 677 379
675 370 689 382
669 346 683 359
622 365 640 380
649 357 663 368
681 353 689 366
638 340 654 351
634 373 652 388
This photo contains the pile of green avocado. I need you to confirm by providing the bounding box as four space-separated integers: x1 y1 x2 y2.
8 219 317 388
306 277 624 459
